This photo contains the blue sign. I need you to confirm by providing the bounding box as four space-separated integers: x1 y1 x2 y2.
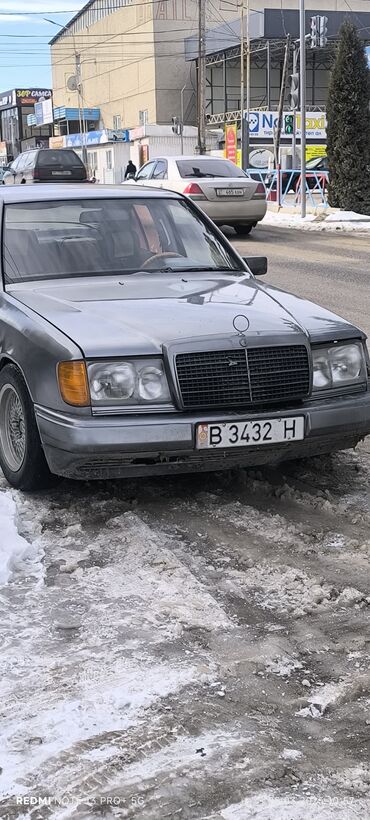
34 101 43 126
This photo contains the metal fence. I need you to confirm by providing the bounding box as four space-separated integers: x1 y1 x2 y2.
247 168 329 209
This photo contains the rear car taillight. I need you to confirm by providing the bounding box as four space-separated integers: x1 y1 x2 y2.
33 167 40 180
252 182 266 199
183 182 206 199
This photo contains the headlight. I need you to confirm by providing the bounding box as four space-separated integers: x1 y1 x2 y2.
87 359 171 406
313 342 366 391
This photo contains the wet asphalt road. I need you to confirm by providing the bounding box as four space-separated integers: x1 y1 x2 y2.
230 224 370 340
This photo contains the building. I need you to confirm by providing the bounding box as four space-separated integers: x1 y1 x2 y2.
50 0 238 131
185 4 370 166
0 88 53 162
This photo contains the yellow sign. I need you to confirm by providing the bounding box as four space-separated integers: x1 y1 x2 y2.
49 136 65 150
306 144 327 161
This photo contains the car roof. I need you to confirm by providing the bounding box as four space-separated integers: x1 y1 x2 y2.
164 155 226 162
0 183 181 204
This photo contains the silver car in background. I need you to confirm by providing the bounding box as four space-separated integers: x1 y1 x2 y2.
128 156 267 235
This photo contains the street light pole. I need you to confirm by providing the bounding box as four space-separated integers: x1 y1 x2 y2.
299 0 307 218
45 17 87 165
180 84 186 155
240 0 245 167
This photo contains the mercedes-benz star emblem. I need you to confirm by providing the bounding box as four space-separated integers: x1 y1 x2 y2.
233 314 250 333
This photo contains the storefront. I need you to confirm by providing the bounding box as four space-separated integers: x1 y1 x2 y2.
0 88 53 161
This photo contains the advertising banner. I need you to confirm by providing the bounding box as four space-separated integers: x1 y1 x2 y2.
16 89 52 106
247 111 326 139
224 123 237 164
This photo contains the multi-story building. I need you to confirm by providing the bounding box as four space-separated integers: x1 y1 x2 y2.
50 0 239 131
0 88 53 161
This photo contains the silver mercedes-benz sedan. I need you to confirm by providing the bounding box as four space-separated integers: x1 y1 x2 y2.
0 184 369 491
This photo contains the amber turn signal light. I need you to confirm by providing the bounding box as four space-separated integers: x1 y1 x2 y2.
58 361 90 407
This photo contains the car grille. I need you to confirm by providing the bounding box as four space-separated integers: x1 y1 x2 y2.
175 345 310 409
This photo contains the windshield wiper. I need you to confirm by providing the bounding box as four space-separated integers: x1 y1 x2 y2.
140 266 239 274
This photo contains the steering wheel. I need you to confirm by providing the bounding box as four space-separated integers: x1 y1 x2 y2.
141 252 183 269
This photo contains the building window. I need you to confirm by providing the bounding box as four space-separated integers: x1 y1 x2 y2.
113 114 122 130
88 150 98 173
106 150 112 170
139 109 148 126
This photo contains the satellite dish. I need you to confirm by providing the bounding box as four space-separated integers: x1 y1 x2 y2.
67 75 78 92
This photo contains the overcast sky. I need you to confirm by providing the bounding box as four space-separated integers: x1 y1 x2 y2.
0 1 85 90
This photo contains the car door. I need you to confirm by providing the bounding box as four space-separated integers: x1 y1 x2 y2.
15 154 28 184
134 161 157 186
4 156 21 185
21 151 37 184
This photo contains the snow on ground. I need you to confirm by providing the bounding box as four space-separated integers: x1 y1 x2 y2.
0 491 43 585
262 209 370 232
1 446 370 817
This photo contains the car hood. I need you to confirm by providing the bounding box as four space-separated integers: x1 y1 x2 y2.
9 274 362 358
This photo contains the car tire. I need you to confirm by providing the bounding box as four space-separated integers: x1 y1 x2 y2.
0 364 55 491
234 225 253 236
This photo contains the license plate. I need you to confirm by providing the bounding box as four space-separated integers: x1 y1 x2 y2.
52 170 71 176
216 188 244 197
196 416 304 449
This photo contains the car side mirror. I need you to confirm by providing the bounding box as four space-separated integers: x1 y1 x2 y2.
243 256 268 276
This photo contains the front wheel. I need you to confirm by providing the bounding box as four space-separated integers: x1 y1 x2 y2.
234 224 253 237
0 364 54 491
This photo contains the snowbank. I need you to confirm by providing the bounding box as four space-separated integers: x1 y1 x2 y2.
262 210 370 233
0 491 41 584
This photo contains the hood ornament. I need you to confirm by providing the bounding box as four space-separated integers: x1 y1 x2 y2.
233 314 249 347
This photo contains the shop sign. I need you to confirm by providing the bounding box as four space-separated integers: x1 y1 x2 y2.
247 111 327 139
224 123 237 164
16 89 52 106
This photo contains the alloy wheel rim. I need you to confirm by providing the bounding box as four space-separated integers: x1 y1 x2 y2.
0 384 26 472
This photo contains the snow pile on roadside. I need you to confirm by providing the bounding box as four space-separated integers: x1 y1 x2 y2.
262 210 370 232
0 491 43 585
325 210 370 223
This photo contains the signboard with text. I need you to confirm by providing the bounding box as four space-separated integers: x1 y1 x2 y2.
224 123 237 164
247 111 326 139
16 88 52 106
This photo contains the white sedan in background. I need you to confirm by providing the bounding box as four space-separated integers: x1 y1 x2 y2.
126 155 266 236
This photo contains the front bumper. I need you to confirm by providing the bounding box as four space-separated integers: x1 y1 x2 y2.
35 392 370 480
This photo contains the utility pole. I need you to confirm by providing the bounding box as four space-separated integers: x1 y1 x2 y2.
240 0 245 167
274 34 291 169
180 85 186 155
291 44 298 169
240 0 251 170
299 0 306 218
245 0 250 169
197 0 206 154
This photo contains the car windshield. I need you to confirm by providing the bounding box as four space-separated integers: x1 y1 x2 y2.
306 156 327 170
3 197 243 284
176 159 246 179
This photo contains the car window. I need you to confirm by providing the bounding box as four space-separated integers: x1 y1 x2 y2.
23 151 37 170
3 197 242 284
176 159 246 179
37 150 84 168
152 160 167 180
136 162 156 181
10 156 22 173
306 156 327 171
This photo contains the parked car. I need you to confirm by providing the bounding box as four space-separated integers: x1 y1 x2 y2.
2 148 87 185
0 184 369 491
264 156 329 194
125 155 266 235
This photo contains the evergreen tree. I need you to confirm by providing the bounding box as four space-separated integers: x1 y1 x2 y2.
326 21 370 214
